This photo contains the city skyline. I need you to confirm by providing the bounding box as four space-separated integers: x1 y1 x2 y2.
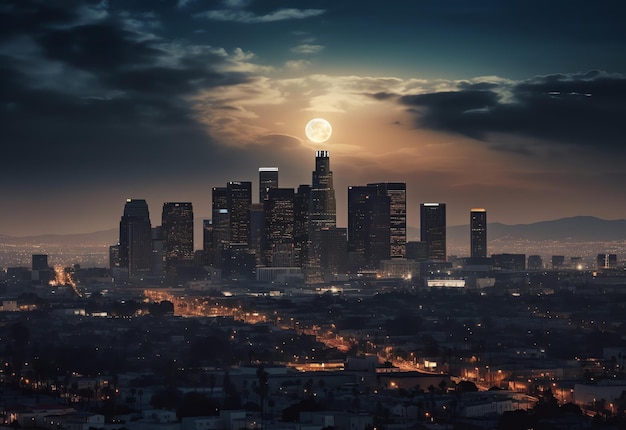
3 0 626 237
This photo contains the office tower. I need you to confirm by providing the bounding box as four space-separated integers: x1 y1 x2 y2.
348 186 390 269
470 208 487 259
420 203 446 261
211 187 229 268
294 184 311 268
259 167 278 202
151 226 165 277
202 220 213 266
320 227 348 282
227 181 252 246
162 202 194 278
250 203 265 265
31 254 49 285
307 151 337 283
310 151 336 229
264 188 295 266
367 182 407 258
119 199 152 278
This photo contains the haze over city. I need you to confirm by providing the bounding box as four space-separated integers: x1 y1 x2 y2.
2 0 626 236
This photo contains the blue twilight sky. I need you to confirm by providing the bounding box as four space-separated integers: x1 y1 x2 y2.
2 0 626 237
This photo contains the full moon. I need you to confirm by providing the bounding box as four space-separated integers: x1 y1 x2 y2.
305 118 332 143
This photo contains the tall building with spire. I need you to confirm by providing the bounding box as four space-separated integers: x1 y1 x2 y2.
307 150 337 283
420 202 446 261
119 199 152 278
470 208 487 259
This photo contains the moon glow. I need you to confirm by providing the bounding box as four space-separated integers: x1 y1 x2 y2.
305 118 332 143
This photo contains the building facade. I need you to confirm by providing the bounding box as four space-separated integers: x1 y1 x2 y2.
470 208 487 259
420 203 446 261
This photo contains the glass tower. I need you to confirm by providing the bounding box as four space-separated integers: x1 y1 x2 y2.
420 202 446 261
307 151 336 283
119 198 152 278
470 208 487 259
162 202 194 278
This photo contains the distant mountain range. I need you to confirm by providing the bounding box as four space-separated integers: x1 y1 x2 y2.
1 216 625 247
448 215 626 245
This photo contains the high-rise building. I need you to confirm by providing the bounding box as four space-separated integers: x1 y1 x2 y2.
211 182 252 274
202 219 213 266
31 254 49 285
211 187 229 268
320 227 348 282
367 182 406 258
264 188 295 266
470 208 487 259
307 151 337 283
348 186 390 269
161 202 194 278
250 203 265 265
420 203 446 261
151 226 165 277
294 185 311 268
119 199 153 278
310 151 336 229
227 181 252 247
259 167 278 202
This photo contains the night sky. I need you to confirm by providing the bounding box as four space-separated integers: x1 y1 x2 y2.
2 0 626 238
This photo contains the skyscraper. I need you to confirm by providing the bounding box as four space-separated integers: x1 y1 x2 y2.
259 167 278 202
367 182 407 258
348 186 390 269
250 203 265 265
264 187 295 266
119 199 153 278
293 184 311 268
470 208 487 259
161 202 194 278
202 219 213 266
227 181 252 247
320 227 348 282
211 187 229 268
420 203 446 261
307 151 337 283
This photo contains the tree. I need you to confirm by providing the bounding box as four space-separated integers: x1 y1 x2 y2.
254 366 270 425
177 392 220 419
498 409 532 430
456 380 478 394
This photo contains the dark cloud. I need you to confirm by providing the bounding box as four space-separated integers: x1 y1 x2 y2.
368 92 395 101
399 72 626 151
0 0 251 187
